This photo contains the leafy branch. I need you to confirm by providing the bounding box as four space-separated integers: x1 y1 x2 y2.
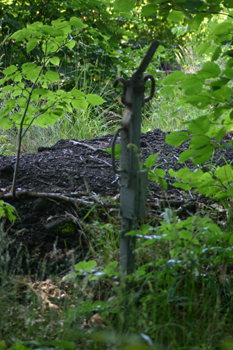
0 17 105 198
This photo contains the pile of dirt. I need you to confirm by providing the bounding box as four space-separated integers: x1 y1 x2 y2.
1 129 232 275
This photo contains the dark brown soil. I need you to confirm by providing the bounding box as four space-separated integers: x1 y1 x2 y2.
1 129 232 276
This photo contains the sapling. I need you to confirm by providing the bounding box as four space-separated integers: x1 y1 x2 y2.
0 18 105 198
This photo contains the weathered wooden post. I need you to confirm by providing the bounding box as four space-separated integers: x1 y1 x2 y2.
111 41 159 274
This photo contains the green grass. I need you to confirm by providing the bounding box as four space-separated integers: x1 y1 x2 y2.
1 208 233 350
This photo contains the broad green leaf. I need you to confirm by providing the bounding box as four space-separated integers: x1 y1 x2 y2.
0 201 18 223
163 71 186 85
226 58 233 69
11 28 33 41
215 127 227 142
165 131 189 147
69 17 88 29
158 178 167 189
22 62 37 72
26 38 38 53
212 86 232 102
188 116 210 134
185 95 211 109
179 149 196 162
211 46 222 61
3 65 18 75
198 41 211 55
141 4 157 16
215 165 233 182
188 13 205 31
190 135 210 148
179 230 193 240
148 172 158 182
105 144 121 159
75 260 97 273
17 97 27 107
197 62 221 79
2 86 15 95
44 70 60 82
13 73 22 82
114 0 136 12
184 0 203 10
145 154 158 168
193 144 216 165
10 113 22 122
154 168 166 178
167 10 185 22
224 67 233 79
211 22 233 36
71 90 86 98
40 25 64 37
49 56 60 66
185 82 203 95
66 40 76 50
173 182 191 191
160 86 175 96
86 94 105 106
72 99 87 109
180 75 204 89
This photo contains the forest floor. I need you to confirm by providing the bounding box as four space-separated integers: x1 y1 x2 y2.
1 128 233 276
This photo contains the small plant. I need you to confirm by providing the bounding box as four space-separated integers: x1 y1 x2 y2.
0 199 18 223
0 18 105 197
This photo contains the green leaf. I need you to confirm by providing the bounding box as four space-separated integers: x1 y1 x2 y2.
212 86 232 102
197 62 221 79
185 95 211 109
86 94 105 106
188 116 210 134
44 70 60 82
159 178 167 190
165 131 190 147
141 4 157 16
66 40 76 50
211 22 233 36
211 46 222 61
188 13 205 31
71 90 86 98
75 260 97 273
40 25 64 37
224 67 233 79
69 17 88 29
163 71 186 85
215 127 227 142
49 56 60 66
190 135 210 148
0 200 18 223
3 65 18 75
26 38 38 53
167 10 185 22
193 144 216 165
215 164 233 182
185 82 203 95
154 168 166 178
11 27 33 41
173 182 191 191
184 0 204 11
198 41 211 55
179 149 196 162
179 230 193 240
114 0 136 12
145 154 158 168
